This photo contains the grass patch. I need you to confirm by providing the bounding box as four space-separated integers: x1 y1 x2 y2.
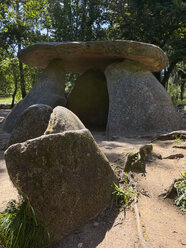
0 97 12 105
0 96 20 105
113 176 137 208
175 135 186 145
173 99 186 106
175 172 186 211
0 198 50 248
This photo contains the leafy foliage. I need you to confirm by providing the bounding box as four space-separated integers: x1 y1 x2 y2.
167 62 186 103
175 172 186 211
113 179 137 207
0 198 50 248
106 0 186 87
0 0 185 104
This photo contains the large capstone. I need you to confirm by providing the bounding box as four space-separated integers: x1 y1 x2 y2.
105 60 182 138
3 59 66 133
67 70 109 129
45 106 85 134
5 129 117 243
18 41 168 72
8 104 53 146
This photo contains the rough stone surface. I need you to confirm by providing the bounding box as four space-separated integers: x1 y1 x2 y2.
3 59 66 133
18 40 168 73
5 129 117 243
45 106 85 134
67 70 109 129
105 60 182 138
8 104 52 146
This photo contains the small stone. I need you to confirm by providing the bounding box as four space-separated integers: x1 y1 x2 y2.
93 221 99 227
105 146 112 149
77 243 83 248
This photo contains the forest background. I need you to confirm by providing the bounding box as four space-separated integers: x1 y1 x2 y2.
0 0 185 107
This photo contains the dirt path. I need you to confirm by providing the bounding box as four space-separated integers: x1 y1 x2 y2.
94 134 186 248
0 110 18 212
0 109 185 248
136 141 186 248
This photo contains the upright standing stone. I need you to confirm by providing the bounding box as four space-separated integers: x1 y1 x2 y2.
67 70 109 129
105 60 182 138
3 59 66 133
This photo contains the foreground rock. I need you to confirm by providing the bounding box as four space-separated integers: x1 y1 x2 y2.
8 104 52 146
105 60 182 138
67 70 109 129
45 106 85 134
5 129 117 243
3 59 66 133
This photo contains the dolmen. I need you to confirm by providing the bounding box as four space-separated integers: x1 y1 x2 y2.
3 40 182 138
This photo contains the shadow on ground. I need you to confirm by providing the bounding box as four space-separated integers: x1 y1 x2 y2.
0 168 6 174
49 206 120 248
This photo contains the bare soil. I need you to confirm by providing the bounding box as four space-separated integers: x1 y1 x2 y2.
0 109 185 248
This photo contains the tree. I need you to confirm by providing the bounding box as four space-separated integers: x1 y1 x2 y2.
0 0 185 104
105 0 186 88
0 0 50 103
47 0 107 41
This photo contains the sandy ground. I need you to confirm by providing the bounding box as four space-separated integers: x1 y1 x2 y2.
0 109 186 248
0 110 18 212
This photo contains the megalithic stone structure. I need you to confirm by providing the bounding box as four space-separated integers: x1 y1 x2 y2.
4 41 182 137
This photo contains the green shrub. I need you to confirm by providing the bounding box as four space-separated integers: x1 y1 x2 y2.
175 172 186 211
0 198 50 248
113 179 137 207
175 135 186 144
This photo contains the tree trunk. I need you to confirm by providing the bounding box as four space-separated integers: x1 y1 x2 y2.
153 71 161 82
19 60 26 98
180 81 185 101
11 72 18 108
75 0 79 39
81 0 87 40
161 61 177 89
18 43 26 98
